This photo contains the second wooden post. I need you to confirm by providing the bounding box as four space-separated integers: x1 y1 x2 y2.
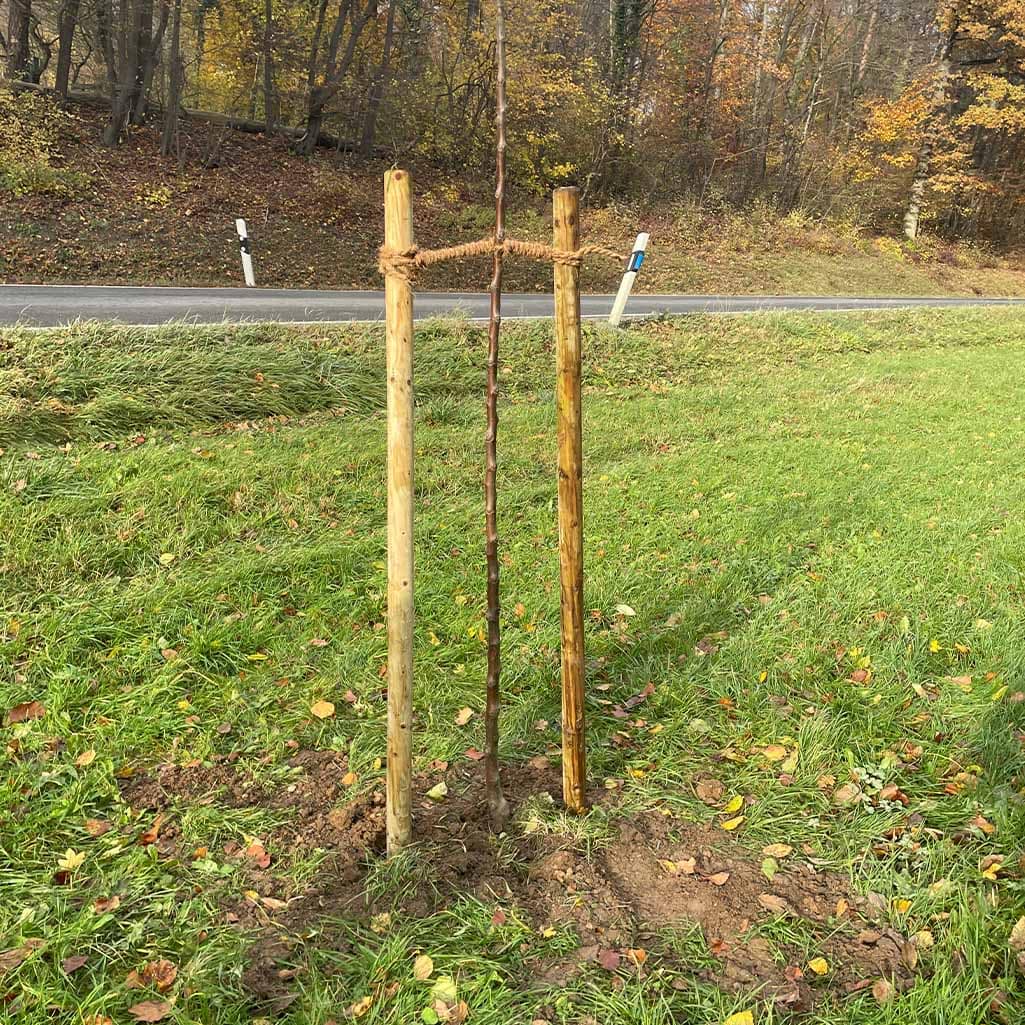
553 186 588 814
384 169 415 854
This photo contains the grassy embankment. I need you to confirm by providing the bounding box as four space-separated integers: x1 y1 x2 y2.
2 309 1025 1024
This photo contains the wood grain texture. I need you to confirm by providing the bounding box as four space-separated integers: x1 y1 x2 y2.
384 169 415 853
553 186 588 814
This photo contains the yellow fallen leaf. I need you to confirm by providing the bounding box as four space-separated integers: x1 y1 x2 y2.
807 956 829 975
310 700 335 719
58 849 86 872
721 815 745 831
722 795 744 815
76 750 96 768
347 995 373 1018
762 843 793 859
342 771 358 786
762 744 787 762
723 1011 755 1025
454 707 474 726
413 954 434 981
893 898 912 913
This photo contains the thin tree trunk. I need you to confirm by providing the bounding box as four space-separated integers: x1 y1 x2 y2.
903 22 958 240
55 0 81 96
484 0 509 834
132 0 170 124
161 0 182 156
6 0 32 80
360 0 398 156
262 0 278 132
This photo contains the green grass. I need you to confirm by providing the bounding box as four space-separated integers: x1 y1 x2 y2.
2 309 1025 1024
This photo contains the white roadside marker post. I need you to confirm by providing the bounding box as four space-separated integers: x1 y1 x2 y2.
236 218 256 287
608 232 649 328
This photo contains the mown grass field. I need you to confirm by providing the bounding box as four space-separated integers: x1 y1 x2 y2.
2 309 1025 1025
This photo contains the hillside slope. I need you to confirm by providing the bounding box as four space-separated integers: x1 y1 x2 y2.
3 101 1025 297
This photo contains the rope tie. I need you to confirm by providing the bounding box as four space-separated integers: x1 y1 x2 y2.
378 237 626 280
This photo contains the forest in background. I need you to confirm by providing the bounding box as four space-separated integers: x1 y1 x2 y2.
2 1 1025 244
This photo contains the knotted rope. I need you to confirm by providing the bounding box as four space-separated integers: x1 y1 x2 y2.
378 237 626 280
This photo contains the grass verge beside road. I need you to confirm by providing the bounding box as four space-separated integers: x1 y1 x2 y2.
2 309 1025 1024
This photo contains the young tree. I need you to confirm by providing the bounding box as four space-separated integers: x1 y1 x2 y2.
484 0 509 833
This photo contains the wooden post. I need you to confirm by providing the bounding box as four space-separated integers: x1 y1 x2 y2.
553 186 587 814
384 169 414 854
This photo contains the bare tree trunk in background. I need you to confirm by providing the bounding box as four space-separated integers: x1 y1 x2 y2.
903 21 958 240
6 0 32 80
360 0 398 155
484 0 510 834
299 0 375 155
103 0 146 144
853 0 879 95
161 0 182 156
262 0 278 132
132 0 170 124
55 0 81 96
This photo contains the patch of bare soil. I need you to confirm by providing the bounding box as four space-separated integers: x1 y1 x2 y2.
121 752 917 1013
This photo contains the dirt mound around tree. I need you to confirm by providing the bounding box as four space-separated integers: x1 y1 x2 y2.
121 751 917 1012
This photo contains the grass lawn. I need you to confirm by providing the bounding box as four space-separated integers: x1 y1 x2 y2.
2 309 1025 1024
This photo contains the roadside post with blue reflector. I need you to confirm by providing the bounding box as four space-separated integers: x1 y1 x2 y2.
236 218 256 287
608 232 649 327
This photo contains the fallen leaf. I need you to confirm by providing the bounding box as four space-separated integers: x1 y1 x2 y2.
762 744 787 762
833 782 862 806
464 747 485 761
57 849 85 872
430 976 458 1004
723 1012 755 1025
491 909 507 926
722 795 744 815
4 700 45 725
808 957 829 976
760 857 778 881
614 604 636 617
412 955 435 984
347 995 374 1018
342 771 358 786
0 946 34 973
762 843 793 859
721 815 745 831
758 893 790 915
309 637 329 647
370 912 391 934
454 707 474 726
627 947 647 965
145 959 178 991
93 895 121 914
138 814 164 846
1010 917 1025 952
695 779 724 804
75 750 96 767
84 818 112 837
597 948 621 971
310 700 335 719
426 781 448 800
872 978 894 1005
245 842 272 868
708 871 731 886
128 1001 173 1023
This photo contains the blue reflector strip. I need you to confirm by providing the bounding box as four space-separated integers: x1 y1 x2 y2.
628 251 645 273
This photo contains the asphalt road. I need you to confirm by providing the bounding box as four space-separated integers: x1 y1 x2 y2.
2 284 1025 327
